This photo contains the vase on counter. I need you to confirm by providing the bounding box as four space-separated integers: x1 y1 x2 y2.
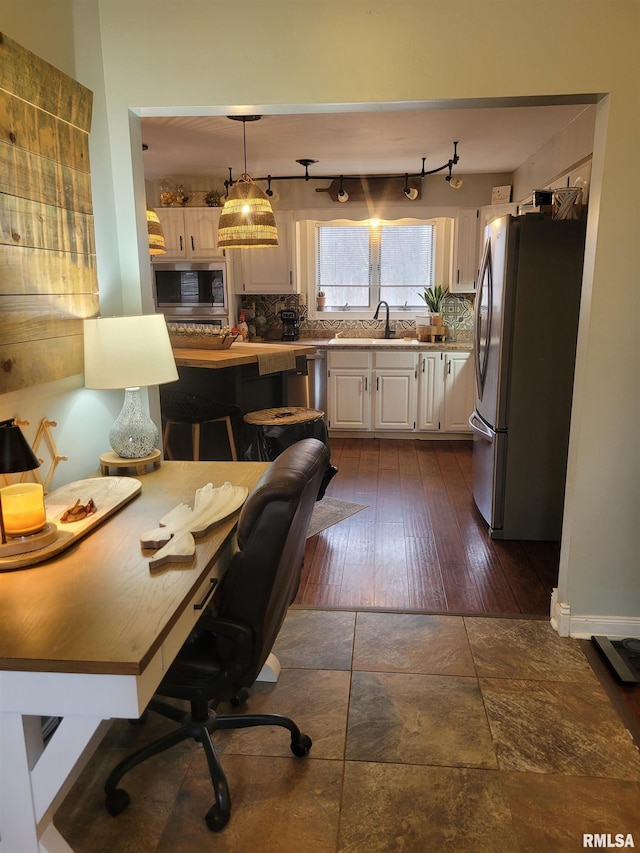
317 296 326 311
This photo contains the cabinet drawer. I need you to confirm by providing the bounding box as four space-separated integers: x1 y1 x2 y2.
328 351 371 369
373 351 418 370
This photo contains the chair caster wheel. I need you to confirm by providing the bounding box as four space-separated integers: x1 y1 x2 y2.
205 803 230 832
290 732 312 757
105 787 131 816
230 688 249 707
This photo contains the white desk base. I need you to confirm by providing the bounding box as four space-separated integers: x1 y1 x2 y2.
0 652 281 852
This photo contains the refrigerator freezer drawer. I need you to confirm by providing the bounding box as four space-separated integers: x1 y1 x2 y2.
469 411 506 537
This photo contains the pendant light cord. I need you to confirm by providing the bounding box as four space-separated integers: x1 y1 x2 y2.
243 119 248 175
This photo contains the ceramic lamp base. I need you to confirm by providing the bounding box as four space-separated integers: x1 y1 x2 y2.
0 522 58 558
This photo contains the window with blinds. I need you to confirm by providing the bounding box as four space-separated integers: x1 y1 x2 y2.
316 222 435 309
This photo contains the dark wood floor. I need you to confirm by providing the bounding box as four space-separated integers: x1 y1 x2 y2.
295 437 559 615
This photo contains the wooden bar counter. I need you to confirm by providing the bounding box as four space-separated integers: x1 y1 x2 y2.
172 340 316 370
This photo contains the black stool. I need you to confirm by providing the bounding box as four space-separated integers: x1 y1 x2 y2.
161 390 239 461
242 406 337 498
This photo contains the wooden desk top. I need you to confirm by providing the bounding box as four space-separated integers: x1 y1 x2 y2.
0 461 268 677
172 340 316 369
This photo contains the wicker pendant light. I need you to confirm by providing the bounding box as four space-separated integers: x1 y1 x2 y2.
217 116 278 249
218 174 278 248
146 207 166 255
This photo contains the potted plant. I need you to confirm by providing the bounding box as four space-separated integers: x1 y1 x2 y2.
418 285 448 325
317 290 326 310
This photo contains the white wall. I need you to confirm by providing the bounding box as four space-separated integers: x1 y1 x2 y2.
0 0 638 633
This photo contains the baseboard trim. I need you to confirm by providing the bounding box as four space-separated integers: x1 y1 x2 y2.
327 430 471 440
550 589 640 639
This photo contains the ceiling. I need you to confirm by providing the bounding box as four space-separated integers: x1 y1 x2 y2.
140 103 593 182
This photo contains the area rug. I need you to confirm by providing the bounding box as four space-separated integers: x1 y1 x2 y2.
307 496 368 538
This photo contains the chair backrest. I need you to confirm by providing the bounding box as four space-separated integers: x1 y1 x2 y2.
216 438 329 684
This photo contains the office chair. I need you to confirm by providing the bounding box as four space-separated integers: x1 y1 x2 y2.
104 438 329 832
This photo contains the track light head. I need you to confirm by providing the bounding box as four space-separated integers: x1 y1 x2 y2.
337 176 349 202
448 176 464 190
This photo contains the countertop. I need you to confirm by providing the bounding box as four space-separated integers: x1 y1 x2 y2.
172 339 473 369
273 338 474 352
171 340 317 369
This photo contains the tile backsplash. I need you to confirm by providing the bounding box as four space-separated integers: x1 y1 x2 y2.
238 294 474 342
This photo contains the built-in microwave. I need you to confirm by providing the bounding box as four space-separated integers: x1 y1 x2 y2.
152 261 228 320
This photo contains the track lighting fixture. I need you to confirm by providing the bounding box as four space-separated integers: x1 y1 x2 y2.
403 174 419 200
220 136 461 205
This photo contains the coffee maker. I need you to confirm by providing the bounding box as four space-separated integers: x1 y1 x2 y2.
280 309 300 341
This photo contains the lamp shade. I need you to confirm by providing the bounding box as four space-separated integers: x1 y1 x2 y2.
146 207 166 255
84 315 178 390
217 175 279 248
0 419 41 475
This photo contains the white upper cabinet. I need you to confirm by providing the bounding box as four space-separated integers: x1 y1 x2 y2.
450 208 479 292
236 211 297 293
155 208 225 259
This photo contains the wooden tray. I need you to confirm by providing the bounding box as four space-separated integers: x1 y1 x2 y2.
0 477 141 571
169 333 237 350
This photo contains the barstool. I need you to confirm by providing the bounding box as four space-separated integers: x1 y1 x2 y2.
161 390 238 462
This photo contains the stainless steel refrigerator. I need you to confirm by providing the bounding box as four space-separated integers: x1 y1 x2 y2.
469 214 586 540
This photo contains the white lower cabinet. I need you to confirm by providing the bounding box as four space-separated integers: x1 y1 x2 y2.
328 350 418 432
442 351 474 432
372 351 418 430
328 348 473 434
327 351 371 430
417 352 441 430
418 351 474 433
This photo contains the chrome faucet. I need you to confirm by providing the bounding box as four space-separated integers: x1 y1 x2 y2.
374 300 393 338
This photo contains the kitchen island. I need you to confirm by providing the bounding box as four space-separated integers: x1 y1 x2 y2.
166 341 318 459
171 340 317 370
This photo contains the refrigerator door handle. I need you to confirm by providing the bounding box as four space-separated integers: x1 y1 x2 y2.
468 410 494 441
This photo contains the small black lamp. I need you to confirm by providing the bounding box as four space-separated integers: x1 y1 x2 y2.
0 419 42 546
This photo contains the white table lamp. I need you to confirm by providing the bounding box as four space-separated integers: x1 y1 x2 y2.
84 315 178 459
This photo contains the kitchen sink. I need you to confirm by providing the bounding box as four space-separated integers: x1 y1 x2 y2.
328 338 419 345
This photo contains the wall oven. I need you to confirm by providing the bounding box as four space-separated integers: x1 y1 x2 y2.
152 261 229 327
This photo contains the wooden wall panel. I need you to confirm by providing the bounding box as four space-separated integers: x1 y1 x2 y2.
0 32 97 393
0 196 95 255
1 337 84 394
0 294 99 344
0 247 98 296
0 34 92 131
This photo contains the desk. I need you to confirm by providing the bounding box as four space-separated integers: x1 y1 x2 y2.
0 460 268 853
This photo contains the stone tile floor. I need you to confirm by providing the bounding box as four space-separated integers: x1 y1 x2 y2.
56 610 640 851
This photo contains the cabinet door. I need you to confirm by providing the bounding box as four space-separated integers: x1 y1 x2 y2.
185 208 224 258
442 352 474 432
237 211 296 293
373 369 416 430
327 368 370 429
451 208 479 292
155 208 186 258
417 352 443 431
